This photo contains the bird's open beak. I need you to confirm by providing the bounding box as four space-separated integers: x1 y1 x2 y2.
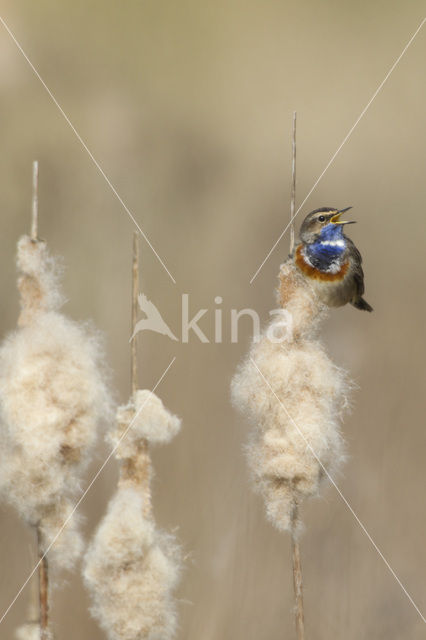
330 207 355 225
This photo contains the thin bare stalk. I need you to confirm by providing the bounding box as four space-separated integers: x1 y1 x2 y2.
31 160 39 241
289 114 305 639
289 112 297 255
128 233 152 518
291 504 305 640
131 231 139 394
28 543 39 625
36 526 49 640
32 163 50 640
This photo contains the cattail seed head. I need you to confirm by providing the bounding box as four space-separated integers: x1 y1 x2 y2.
231 261 350 533
83 396 182 639
0 236 112 568
84 486 181 640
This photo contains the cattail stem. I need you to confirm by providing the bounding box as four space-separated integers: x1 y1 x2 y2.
31 160 39 241
32 165 50 638
127 233 152 519
36 526 49 639
131 232 139 395
291 504 305 640
28 543 40 625
289 112 297 255
289 113 305 639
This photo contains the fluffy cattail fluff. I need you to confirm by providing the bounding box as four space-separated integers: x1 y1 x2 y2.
0 236 112 568
83 390 182 640
231 261 350 533
15 623 49 640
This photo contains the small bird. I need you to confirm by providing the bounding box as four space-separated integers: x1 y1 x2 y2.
293 206 372 311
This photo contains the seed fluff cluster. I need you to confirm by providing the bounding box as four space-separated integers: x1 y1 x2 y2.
83 389 182 640
231 260 350 533
0 236 112 568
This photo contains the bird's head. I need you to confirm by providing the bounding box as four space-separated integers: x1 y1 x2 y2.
299 207 355 244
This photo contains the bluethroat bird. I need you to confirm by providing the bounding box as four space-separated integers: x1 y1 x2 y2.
293 207 373 311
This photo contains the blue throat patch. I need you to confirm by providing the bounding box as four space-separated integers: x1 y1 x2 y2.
305 224 346 271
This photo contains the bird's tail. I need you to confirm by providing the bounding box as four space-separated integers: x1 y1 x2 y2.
352 297 373 312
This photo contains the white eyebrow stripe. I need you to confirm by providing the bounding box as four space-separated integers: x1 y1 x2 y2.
319 240 346 247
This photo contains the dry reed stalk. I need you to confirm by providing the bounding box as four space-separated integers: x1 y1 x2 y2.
127 231 152 519
289 112 297 256
131 232 139 395
83 235 182 640
290 504 304 640
31 160 39 241
15 545 42 640
288 113 305 640
32 162 50 640
36 526 49 640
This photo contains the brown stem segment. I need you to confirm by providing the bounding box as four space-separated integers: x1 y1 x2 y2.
289 112 297 256
36 526 49 639
291 504 305 640
31 160 39 241
131 232 139 395
127 233 152 519
288 117 304 637
119 441 152 519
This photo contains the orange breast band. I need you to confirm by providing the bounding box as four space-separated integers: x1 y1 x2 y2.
295 245 349 282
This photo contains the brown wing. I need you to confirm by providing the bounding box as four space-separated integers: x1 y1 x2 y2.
345 237 365 297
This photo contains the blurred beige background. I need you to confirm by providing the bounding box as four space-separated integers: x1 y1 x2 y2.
0 1 425 638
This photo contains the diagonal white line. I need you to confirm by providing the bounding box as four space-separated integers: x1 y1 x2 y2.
0 356 176 626
0 15 176 284
250 357 426 623
249 17 426 284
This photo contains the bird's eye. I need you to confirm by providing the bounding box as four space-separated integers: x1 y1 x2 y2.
318 215 326 222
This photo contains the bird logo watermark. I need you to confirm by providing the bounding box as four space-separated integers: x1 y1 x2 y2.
130 294 178 342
